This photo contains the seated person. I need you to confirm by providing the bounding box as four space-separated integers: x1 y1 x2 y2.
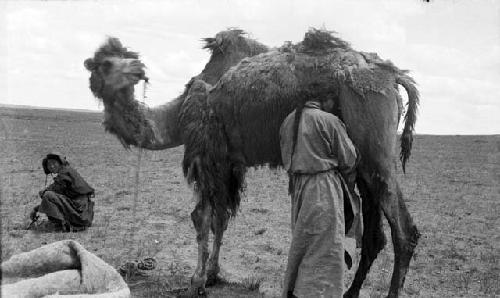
30 153 95 232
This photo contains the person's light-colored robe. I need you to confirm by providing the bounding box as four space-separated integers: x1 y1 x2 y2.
279 101 360 298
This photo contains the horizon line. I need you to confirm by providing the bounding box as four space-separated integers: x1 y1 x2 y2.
1 103 498 136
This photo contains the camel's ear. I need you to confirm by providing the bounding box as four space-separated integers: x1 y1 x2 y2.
84 58 96 71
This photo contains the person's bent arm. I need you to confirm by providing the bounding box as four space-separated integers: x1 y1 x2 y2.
330 117 358 176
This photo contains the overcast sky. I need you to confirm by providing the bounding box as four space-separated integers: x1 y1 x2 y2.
1 0 499 134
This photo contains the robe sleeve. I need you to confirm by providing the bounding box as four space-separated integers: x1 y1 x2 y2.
49 172 73 196
44 176 69 195
329 117 357 176
44 182 56 192
55 172 73 187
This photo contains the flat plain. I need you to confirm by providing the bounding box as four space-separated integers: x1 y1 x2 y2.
1 107 498 297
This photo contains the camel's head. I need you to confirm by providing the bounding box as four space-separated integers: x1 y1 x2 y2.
84 37 148 100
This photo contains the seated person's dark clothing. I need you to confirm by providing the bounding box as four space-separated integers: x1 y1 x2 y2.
35 153 95 231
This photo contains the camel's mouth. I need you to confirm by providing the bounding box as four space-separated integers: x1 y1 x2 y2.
122 59 148 84
125 72 148 85
135 72 148 82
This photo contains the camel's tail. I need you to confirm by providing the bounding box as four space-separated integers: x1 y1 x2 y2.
396 74 420 173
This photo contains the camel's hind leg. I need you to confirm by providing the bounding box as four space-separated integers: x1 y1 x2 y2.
378 175 420 298
345 178 387 298
190 196 212 296
206 212 229 286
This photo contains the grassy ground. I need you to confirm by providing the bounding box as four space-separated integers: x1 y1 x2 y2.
1 107 498 297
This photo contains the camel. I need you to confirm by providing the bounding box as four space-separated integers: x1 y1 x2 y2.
84 28 420 297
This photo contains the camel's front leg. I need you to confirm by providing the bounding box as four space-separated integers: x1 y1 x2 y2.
345 178 387 298
206 213 229 286
190 197 212 296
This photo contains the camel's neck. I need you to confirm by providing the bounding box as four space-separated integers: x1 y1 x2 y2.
101 87 183 150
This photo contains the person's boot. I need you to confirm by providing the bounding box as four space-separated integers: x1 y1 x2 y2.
61 221 71 233
47 217 64 232
70 225 87 232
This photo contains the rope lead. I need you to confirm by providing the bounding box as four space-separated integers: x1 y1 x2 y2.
132 80 148 238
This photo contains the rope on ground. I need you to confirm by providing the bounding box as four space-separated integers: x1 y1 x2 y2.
118 256 157 278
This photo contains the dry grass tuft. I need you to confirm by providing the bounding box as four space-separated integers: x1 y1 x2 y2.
241 275 265 291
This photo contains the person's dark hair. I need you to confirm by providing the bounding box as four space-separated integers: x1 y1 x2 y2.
290 81 327 163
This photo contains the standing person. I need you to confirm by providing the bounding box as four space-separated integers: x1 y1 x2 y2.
280 84 361 297
30 153 95 232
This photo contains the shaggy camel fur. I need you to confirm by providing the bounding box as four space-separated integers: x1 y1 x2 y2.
84 28 420 297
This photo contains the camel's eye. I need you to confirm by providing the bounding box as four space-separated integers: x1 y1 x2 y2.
100 60 113 74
